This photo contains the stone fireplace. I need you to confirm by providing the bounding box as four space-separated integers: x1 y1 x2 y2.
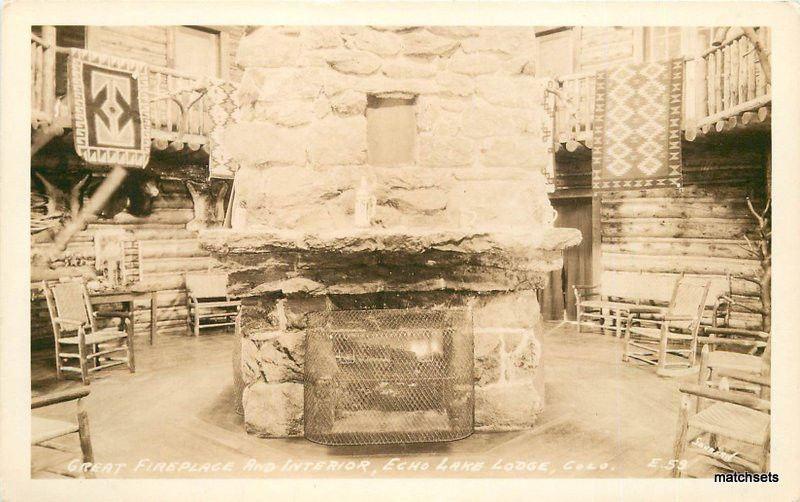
197 25 581 440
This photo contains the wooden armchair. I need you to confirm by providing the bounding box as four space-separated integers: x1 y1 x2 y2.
42 280 135 385
623 277 711 376
32 387 94 478
672 360 771 477
697 327 770 396
186 272 241 337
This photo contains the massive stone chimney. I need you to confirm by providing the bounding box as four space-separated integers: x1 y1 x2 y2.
198 26 580 439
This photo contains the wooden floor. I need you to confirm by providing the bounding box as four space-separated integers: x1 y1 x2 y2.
31 322 697 479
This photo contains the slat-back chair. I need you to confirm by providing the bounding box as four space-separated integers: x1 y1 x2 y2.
697 327 770 396
42 280 135 384
32 387 94 478
623 277 711 376
186 272 241 337
672 352 770 477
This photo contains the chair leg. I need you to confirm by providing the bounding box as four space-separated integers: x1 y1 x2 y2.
194 314 200 337
657 326 669 374
126 320 136 373
672 394 692 478
622 321 631 362
759 437 770 472
77 336 89 386
76 398 95 478
615 311 623 338
54 339 63 380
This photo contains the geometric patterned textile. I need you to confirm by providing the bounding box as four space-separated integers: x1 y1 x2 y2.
206 80 242 179
69 49 151 168
540 78 557 192
592 58 683 190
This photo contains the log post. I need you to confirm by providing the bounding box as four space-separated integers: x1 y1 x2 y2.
671 393 692 478
41 26 57 121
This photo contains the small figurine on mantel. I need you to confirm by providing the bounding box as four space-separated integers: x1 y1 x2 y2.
354 176 376 228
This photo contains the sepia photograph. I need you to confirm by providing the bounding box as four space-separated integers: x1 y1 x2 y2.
2 1 800 501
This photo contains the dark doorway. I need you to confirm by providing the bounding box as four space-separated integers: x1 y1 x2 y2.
541 197 594 321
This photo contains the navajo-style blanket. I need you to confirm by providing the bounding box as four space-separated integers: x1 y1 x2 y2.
592 58 683 191
69 49 151 168
206 80 242 179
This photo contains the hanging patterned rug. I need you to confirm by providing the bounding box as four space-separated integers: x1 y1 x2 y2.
69 49 151 168
206 80 241 179
592 58 683 190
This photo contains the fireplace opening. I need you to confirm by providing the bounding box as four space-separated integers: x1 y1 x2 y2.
304 308 474 445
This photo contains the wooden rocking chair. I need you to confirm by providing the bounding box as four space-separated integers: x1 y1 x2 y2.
42 280 135 385
32 387 94 478
186 272 241 337
623 277 711 376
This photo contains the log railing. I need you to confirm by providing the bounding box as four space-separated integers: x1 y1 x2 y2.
554 71 596 151
553 28 771 148
31 27 57 128
684 27 771 136
31 27 213 153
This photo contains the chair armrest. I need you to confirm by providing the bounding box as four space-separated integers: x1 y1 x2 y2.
32 387 91 409
703 327 770 339
573 284 599 290
679 383 770 412
52 317 86 329
94 311 131 320
697 335 767 349
627 305 667 314
716 369 771 388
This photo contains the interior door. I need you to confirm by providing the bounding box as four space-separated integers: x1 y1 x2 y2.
172 26 220 77
536 29 576 78
541 197 594 321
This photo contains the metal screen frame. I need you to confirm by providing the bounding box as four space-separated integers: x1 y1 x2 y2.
304 308 474 446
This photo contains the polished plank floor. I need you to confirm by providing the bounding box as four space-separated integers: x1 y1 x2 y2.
31 321 694 478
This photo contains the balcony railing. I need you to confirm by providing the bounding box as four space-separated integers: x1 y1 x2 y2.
31 28 212 154
553 28 771 149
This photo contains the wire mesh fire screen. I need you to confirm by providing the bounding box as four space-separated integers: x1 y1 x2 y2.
304 308 474 446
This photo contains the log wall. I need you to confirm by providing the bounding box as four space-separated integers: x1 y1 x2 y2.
598 143 768 329
85 26 244 81
577 27 642 72
30 178 217 346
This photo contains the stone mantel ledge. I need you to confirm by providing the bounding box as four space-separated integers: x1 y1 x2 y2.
199 226 581 258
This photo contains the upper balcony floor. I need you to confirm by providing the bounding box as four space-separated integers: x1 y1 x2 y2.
31 25 243 157
541 26 771 154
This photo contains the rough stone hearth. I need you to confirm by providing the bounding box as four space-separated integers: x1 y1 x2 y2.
197 25 581 440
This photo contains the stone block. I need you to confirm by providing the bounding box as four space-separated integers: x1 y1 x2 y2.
222 121 307 166
461 105 525 138
461 28 537 56
258 330 306 383
473 331 501 386
472 291 541 330
330 90 367 116
381 58 437 79
402 30 460 56
301 27 344 50
474 380 543 430
308 115 367 166
479 135 539 168
434 71 475 97
417 135 474 168
345 29 402 57
448 51 502 76
243 382 304 437
325 49 382 75
284 296 335 329
427 27 480 38
236 28 301 68
251 100 314 127
476 75 542 108
241 337 264 386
